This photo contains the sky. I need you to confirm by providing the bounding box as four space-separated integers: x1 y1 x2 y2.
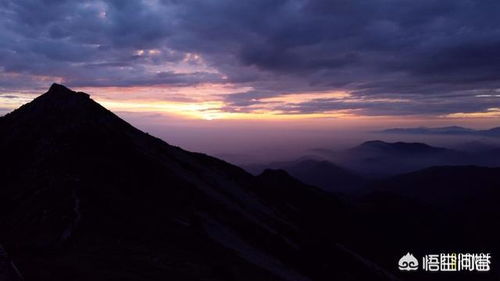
1 0 500 162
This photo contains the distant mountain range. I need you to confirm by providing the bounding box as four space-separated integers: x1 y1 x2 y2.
342 140 470 176
247 139 500 187
380 126 500 137
306 140 500 178
252 140 473 180
244 158 365 193
350 140 454 155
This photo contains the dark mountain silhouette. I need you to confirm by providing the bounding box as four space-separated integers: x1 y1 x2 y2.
453 140 500 152
338 140 470 177
0 244 23 281
477 147 500 166
0 84 391 281
304 140 500 178
256 169 347 229
351 140 452 154
380 126 500 137
254 170 401 280
453 141 500 166
483 127 500 137
347 166 500 281
244 158 364 193
371 165 500 207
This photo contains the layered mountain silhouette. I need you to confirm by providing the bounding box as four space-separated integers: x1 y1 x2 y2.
246 140 500 187
0 84 393 281
244 158 364 193
334 140 471 177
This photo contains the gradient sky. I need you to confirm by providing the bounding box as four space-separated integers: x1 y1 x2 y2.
1 0 500 162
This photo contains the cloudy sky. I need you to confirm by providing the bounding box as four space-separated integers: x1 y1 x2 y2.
1 0 500 160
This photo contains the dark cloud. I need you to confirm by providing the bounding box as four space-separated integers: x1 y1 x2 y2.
223 91 281 106
1 0 500 115
0 95 18 99
271 96 497 116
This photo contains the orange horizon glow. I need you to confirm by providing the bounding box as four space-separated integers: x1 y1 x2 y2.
1 85 500 129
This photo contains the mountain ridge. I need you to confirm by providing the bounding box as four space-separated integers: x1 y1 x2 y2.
243 158 364 193
352 140 450 153
336 140 470 177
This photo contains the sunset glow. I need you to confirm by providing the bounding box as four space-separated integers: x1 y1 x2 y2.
1 0 500 161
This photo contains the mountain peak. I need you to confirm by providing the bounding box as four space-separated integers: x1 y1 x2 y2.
48 83 71 93
358 140 390 148
0 84 112 132
361 140 387 145
45 83 89 99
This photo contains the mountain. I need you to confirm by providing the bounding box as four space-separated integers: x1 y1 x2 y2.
0 244 23 281
453 140 500 152
483 127 500 137
347 165 500 281
243 158 364 193
338 140 470 177
254 170 402 280
0 84 390 281
370 165 500 207
255 169 347 230
351 140 450 154
380 126 500 137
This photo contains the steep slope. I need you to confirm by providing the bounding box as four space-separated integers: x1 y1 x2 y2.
255 170 398 281
0 84 387 281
